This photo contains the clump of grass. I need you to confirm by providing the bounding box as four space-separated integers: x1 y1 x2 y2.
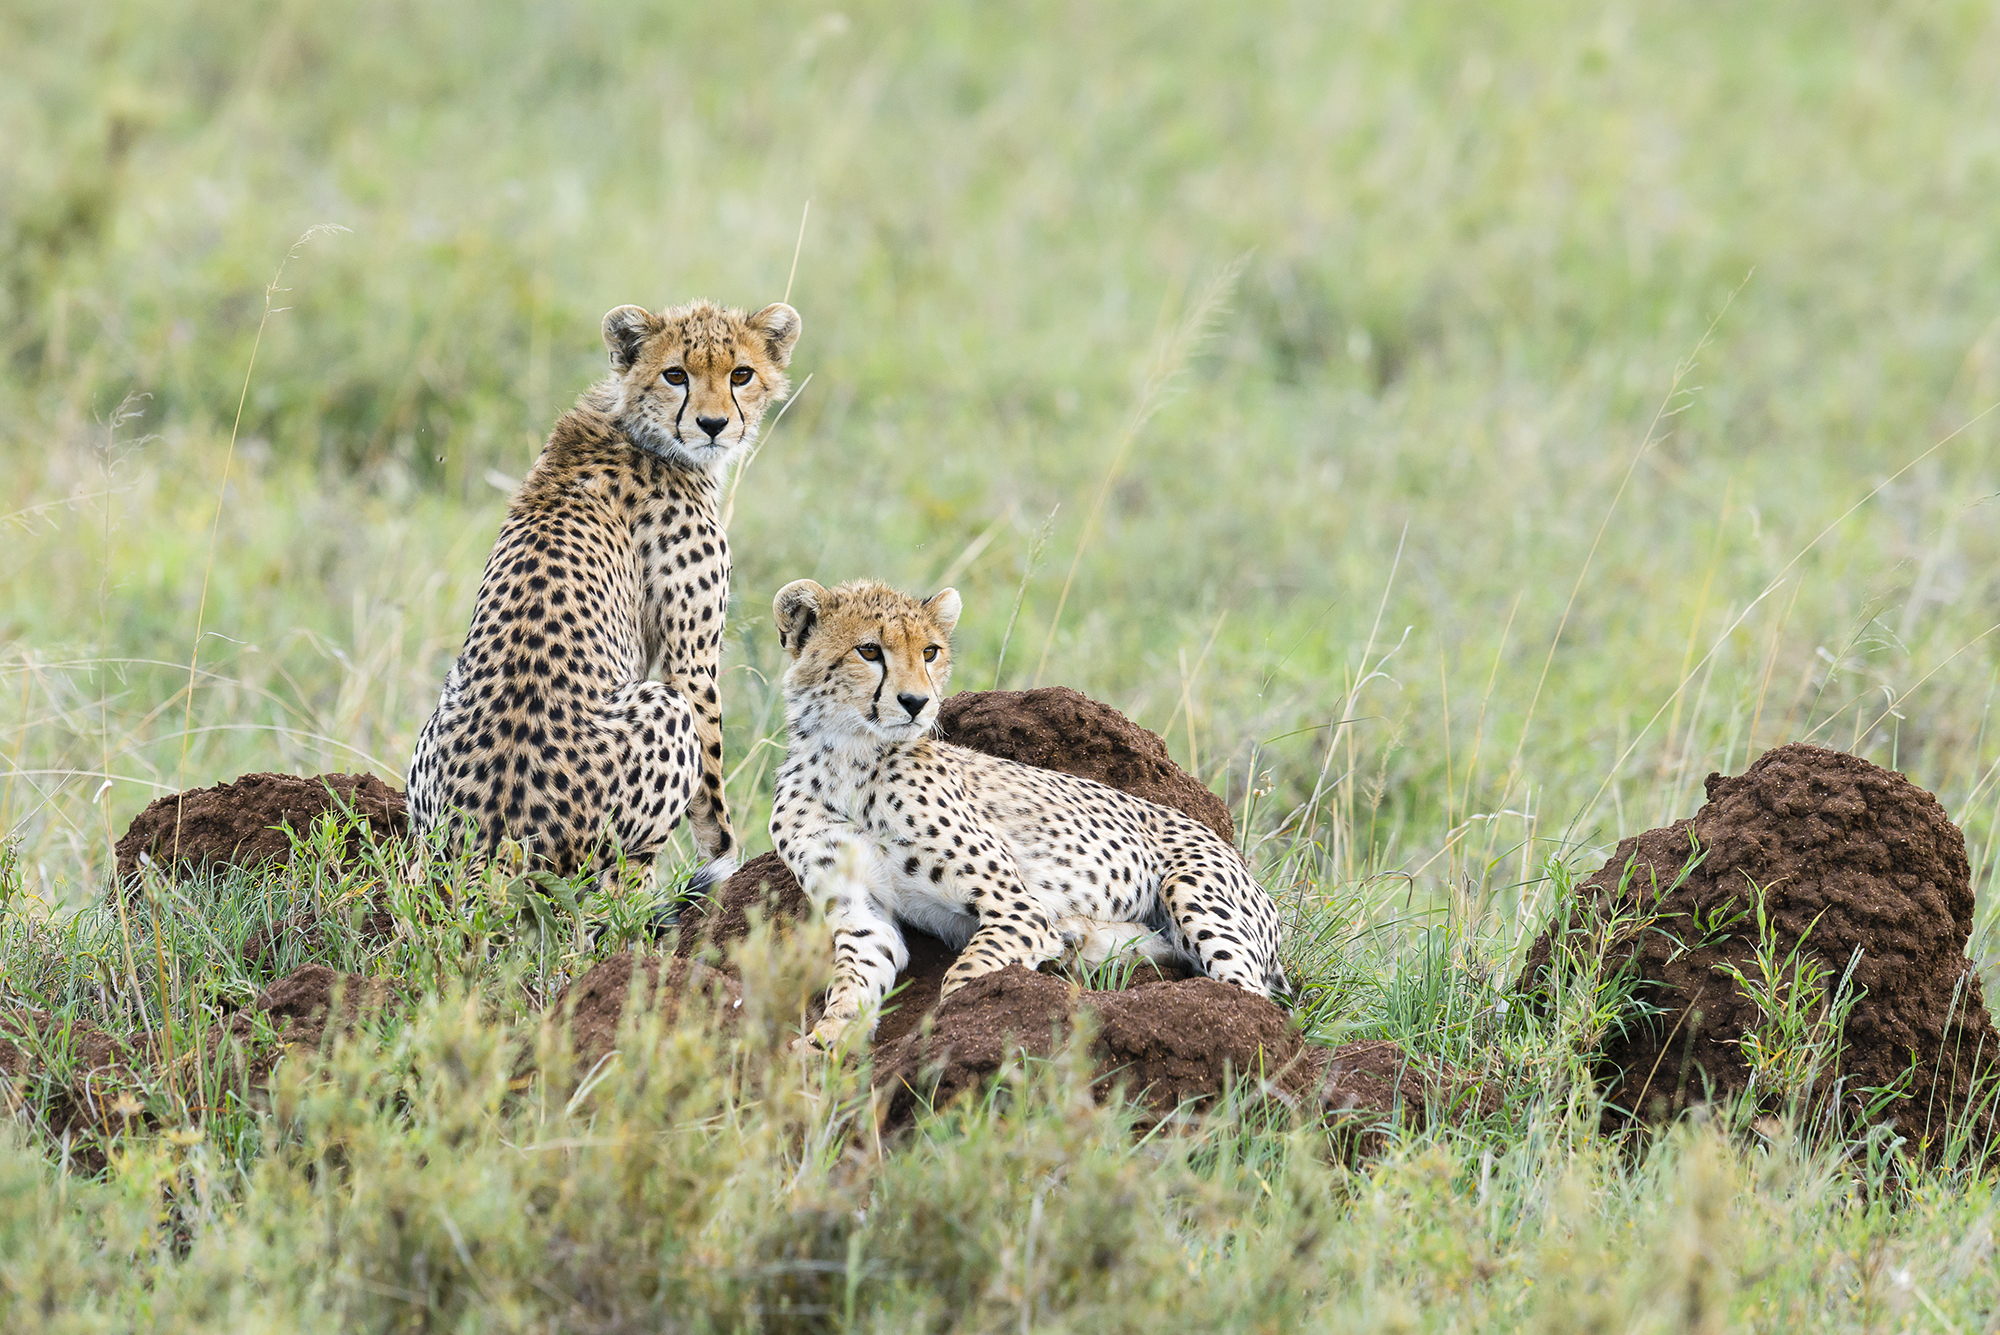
8 794 2000 1328
1713 891 1867 1117
8 894 2000 1331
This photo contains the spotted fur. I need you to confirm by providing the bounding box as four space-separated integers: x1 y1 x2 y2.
407 298 801 885
768 579 1288 1048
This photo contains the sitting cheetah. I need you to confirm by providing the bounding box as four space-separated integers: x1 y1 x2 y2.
407 298 801 890
767 579 1288 1048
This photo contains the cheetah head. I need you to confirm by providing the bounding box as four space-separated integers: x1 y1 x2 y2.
772 579 962 742
597 298 801 470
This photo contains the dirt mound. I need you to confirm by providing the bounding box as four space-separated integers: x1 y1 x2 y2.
540 948 1488 1152
0 1009 144 1147
2 965 401 1166
865 967 1238 1123
1518 743 1997 1148
115 772 408 889
1293 1039 1503 1158
240 902 400 969
673 851 814 960
870 964 1496 1148
936 686 1235 843
246 963 405 1053
550 952 743 1069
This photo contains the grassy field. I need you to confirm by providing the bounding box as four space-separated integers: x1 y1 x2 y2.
5 0 2000 1328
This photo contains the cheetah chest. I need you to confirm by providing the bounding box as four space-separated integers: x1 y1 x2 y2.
834 750 1163 931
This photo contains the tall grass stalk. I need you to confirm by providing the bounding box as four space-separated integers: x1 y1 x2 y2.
1032 255 1246 686
1570 394 2000 851
1511 276 1746 829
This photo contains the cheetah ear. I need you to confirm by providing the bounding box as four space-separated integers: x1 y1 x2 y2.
773 579 826 658
602 305 657 373
751 303 802 367
923 587 962 637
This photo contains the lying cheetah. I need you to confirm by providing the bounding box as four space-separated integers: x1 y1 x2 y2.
767 579 1288 1048
407 298 801 889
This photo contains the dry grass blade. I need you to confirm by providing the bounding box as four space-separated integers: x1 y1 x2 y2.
1032 254 1249 686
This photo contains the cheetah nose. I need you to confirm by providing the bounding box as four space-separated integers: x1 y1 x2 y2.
694 414 728 439
896 692 930 720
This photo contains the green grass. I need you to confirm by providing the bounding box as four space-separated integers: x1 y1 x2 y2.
5 829 1999 1331
5 0 2000 1328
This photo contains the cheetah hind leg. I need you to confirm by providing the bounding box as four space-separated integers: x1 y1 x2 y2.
582 679 705 923
938 904 1066 999
1054 915 1181 976
1159 869 1288 1000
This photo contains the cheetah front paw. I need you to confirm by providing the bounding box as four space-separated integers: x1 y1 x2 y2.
938 955 1008 999
796 1004 864 1054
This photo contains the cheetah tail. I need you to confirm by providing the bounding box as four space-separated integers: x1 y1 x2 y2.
1268 964 1295 1008
689 854 739 897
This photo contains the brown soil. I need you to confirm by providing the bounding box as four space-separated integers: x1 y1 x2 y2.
874 966 1294 1124
205 964 408 1096
869 930 968 1047
115 772 408 889
869 964 1496 1150
935 686 1235 843
1518 743 1998 1149
242 964 405 1054
0 1009 144 1148
549 952 743 1070
240 902 400 969
1292 1039 1504 1158
672 851 814 961
1 965 402 1166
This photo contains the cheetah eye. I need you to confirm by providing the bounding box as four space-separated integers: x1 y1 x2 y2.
730 367 754 386
855 644 883 662
922 645 940 662
662 367 687 386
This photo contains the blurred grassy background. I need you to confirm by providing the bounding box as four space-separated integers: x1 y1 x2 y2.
4 0 1998 959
